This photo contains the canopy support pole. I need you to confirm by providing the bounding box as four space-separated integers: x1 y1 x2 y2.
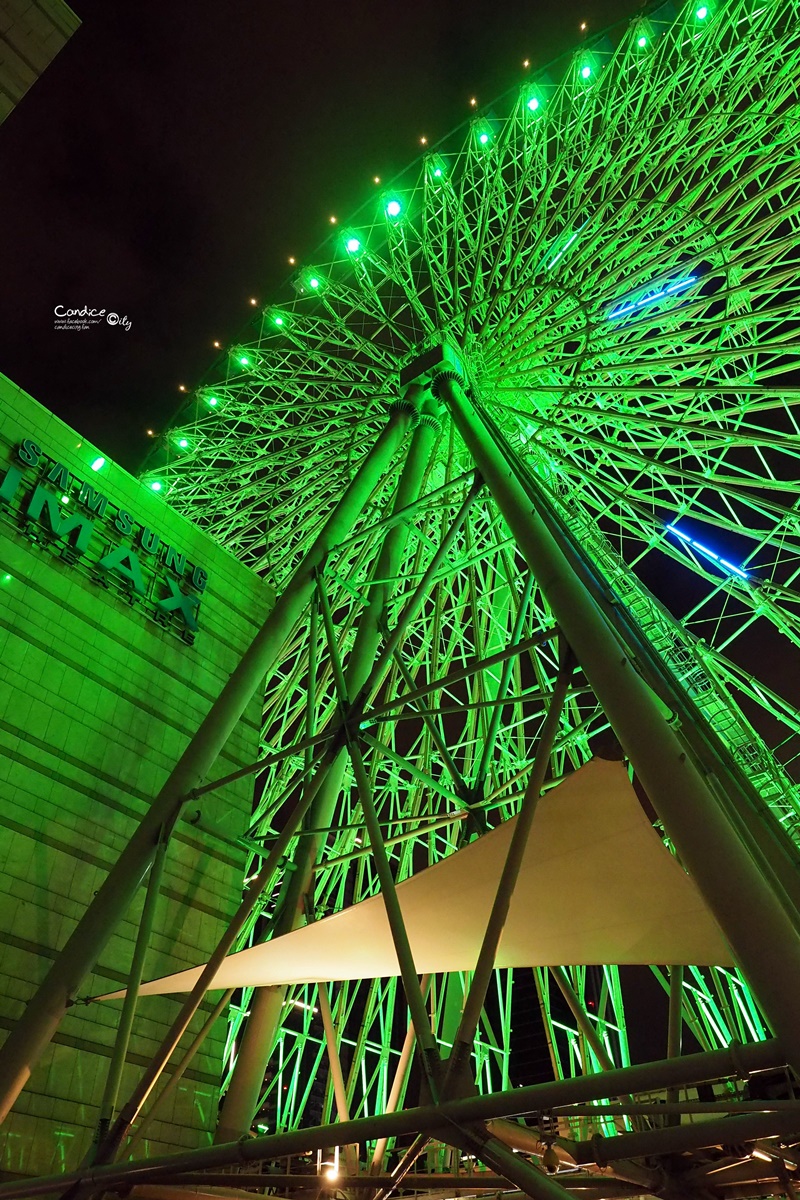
442 641 573 1095
314 565 441 1091
316 981 359 1174
665 966 684 1123
370 976 432 1172
347 737 442 1097
91 829 169 1155
125 988 235 1158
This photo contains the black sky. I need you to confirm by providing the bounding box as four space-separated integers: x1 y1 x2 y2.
0 0 635 474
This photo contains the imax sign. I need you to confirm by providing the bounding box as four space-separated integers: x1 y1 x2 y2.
0 438 207 640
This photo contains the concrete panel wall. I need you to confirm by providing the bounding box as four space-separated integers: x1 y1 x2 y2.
0 0 79 123
0 374 272 1177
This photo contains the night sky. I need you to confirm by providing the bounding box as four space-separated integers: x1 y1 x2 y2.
0 0 635 475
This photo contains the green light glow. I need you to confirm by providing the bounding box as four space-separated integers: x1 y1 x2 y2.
297 268 326 295
479 131 489 144
581 64 592 78
385 199 402 218
239 356 250 366
90 456 105 471
273 314 285 326
177 438 189 449
527 96 540 112
346 236 361 253
61 495 70 504
696 4 708 15
637 34 647 46
150 481 163 492
1 574 11 583
207 394 219 407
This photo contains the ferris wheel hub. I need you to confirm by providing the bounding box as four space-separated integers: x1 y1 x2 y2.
399 343 466 391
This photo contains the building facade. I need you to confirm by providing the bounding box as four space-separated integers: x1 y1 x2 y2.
0 374 271 1178
0 0 79 125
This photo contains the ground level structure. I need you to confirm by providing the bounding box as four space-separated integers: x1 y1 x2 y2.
0 373 271 1177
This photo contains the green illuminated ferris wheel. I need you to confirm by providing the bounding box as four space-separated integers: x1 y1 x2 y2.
146 0 800 1171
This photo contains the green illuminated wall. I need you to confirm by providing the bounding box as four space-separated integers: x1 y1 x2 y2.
0 373 272 1178
0 0 79 126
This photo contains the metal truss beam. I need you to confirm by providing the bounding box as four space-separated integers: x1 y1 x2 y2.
0 1039 784 1200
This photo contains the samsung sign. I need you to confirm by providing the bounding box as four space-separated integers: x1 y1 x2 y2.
0 438 206 642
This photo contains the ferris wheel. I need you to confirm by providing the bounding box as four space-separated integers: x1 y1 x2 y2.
139 0 800 1182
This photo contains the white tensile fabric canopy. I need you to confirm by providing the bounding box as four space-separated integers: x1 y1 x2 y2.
123 757 732 1000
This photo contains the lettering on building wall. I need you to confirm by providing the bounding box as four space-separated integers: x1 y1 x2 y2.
0 438 208 644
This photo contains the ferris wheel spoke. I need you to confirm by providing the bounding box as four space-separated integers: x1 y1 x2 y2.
547 478 800 668
534 439 800 573
531 432 800 515
542 403 800 452
499 337 800 385
481 37 797 344
565 113 797 311
492 253 800 380
502 403 800 472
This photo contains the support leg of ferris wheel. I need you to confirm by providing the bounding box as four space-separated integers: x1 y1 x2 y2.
243 477 489 1150
216 397 444 1141
0 396 417 1127
432 359 800 1073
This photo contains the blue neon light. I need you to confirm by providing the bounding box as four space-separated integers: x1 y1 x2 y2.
666 524 748 579
610 275 696 319
546 232 578 270
545 219 589 271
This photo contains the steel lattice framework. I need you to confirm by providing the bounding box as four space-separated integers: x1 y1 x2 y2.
109 0 800 1191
